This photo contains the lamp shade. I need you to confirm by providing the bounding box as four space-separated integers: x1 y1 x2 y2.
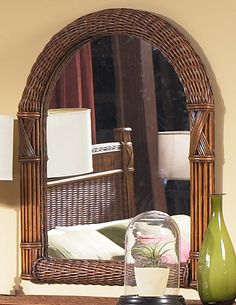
47 108 93 178
0 115 14 180
158 131 190 180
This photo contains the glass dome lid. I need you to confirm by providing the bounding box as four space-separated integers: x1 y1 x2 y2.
123 210 180 297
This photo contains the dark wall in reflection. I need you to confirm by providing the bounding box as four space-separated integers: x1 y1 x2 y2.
165 180 190 215
91 36 189 215
91 36 116 143
153 47 189 132
91 37 189 140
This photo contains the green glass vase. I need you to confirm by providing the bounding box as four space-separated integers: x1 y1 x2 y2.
198 194 236 305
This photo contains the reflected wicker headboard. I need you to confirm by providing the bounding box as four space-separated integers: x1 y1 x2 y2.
46 127 136 231
42 126 188 287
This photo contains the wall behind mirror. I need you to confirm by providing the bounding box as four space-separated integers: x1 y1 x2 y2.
4 0 236 298
48 34 190 220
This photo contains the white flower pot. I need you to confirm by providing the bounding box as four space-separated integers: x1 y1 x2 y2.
134 267 170 297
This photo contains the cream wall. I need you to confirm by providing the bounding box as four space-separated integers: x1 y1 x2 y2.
0 0 235 298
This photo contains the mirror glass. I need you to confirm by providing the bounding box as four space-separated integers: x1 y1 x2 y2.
47 34 190 260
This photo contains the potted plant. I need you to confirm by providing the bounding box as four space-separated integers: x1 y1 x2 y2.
131 236 176 296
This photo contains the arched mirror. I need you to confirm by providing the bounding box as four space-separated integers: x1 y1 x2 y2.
18 8 215 288
48 34 190 215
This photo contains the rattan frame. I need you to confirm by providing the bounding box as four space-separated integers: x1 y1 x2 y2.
18 8 215 287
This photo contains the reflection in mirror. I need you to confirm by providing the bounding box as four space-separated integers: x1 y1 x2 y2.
47 108 93 178
47 35 190 261
49 35 190 212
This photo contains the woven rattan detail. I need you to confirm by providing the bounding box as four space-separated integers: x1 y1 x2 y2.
190 110 214 157
32 258 188 287
21 242 42 249
18 8 214 113
47 173 125 230
18 116 40 159
33 258 125 285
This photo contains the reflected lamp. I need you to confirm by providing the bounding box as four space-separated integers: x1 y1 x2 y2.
158 131 190 183
47 108 93 178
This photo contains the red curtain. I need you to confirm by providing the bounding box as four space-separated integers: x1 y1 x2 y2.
50 43 96 143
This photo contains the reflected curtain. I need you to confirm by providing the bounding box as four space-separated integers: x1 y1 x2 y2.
112 35 167 213
50 43 96 143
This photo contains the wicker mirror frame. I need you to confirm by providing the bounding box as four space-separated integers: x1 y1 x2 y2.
18 8 215 288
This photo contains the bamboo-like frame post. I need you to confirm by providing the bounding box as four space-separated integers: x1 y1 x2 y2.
188 104 215 287
18 112 43 279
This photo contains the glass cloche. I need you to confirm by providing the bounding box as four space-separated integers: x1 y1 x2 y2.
123 210 181 299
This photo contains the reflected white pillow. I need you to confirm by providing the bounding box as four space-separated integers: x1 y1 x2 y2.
171 214 190 263
55 218 132 232
171 214 190 243
48 229 124 260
